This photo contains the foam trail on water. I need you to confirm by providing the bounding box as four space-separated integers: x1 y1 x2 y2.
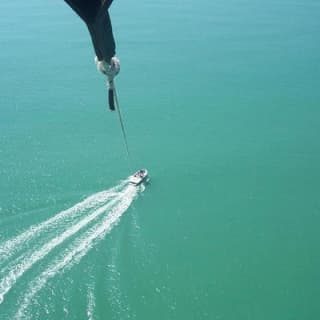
0 184 128 304
87 284 95 320
14 185 138 320
0 182 125 265
107 244 127 318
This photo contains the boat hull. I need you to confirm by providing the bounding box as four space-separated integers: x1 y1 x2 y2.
129 169 148 185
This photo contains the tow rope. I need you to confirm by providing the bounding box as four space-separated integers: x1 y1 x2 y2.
108 80 131 160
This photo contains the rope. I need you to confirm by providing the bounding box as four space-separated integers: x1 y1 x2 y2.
108 80 132 169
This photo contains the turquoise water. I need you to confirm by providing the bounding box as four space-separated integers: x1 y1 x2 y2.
1 0 320 319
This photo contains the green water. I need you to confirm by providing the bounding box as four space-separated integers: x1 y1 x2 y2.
1 0 320 319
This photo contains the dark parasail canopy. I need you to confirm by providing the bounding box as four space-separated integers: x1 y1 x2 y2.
64 0 116 62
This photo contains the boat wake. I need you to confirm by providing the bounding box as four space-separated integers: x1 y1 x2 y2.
0 179 143 318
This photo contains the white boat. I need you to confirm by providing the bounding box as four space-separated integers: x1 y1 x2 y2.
129 169 148 185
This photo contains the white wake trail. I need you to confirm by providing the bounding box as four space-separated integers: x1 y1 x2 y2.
15 185 139 320
0 183 128 304
87 284 95 320
0 183 125 265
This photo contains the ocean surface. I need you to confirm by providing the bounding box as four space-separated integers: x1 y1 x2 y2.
1 0 320 319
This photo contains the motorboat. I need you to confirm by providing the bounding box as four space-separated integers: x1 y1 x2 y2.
129 169 148 186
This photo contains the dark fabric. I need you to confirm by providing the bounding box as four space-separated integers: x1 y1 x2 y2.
64 0 115 61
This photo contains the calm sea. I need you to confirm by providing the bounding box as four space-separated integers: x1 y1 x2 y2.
1 0 320 319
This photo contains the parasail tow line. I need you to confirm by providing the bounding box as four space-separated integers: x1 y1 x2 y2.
107 79 131 160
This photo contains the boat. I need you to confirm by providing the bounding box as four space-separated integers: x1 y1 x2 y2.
129 169 148 186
